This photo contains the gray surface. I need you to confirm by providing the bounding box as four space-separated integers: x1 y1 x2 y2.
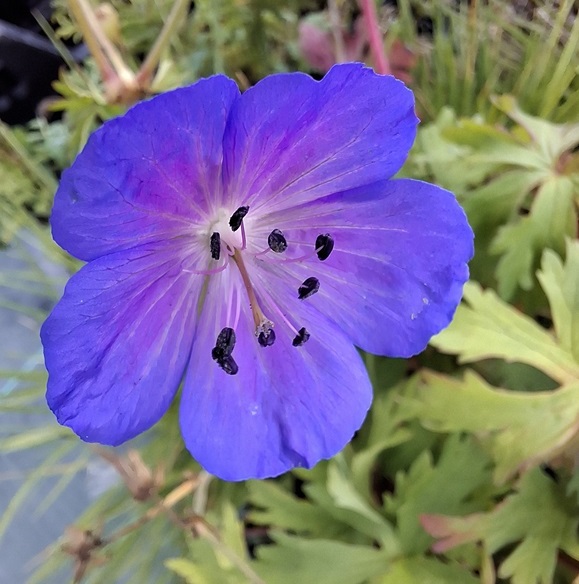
0 235 90 583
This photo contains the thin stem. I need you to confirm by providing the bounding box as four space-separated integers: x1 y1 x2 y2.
193 518 266 584
192 471 213 515
0 122 57 192
358 0 391 75
67 0 115 83
328 0 347 63
137 0 191 87
68 0 136 86
104 477 199 544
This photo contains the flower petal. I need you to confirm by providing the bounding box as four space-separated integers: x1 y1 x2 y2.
41 243 202 445
222 63 417 215
253 179 473 357
179 269 372 481
52 76 240 261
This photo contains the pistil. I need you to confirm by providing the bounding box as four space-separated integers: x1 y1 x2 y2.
232 249 275 346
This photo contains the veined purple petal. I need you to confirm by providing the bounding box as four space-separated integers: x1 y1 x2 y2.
252 179 473 357
222 63 417 215
52 76 240 261
41 243 203 445
179 269 372 481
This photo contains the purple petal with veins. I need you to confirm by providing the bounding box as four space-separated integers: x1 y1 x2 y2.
41 63 473 480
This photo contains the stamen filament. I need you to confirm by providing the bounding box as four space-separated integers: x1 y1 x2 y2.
240 221 247 251
231 250 268 330
257 285 301 338
183 261 228 276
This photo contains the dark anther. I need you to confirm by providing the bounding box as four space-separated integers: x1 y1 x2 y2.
258 328 276 347
211 327 236 361
217 355 239 375
229 206 249 231
210 232 221 260
267 229 287 253
212 327 238 375
298 277 320 300
315 233 334 261
292 327 310 347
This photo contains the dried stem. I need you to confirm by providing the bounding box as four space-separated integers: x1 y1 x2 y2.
137 0 191 87
70 0 135 85
104 476 198 544
358 0 391 74
327 0 347 63
192 470 213 515
67 0 115 83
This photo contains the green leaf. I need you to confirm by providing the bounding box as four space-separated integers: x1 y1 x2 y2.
538 242 579 362
326 457 398 552
220 501 248 562
384 434 492 554
431 281 579 384
254 533 389 584
166 558 208 584
380 556 479 584
406 370 579 483
530 177 577 251
493 94 579 159
491 175 577 298
491 218 539 297
462 169 542 231
303 480 397 549
166 535 247 584
247 480 344 538
422 469 579 584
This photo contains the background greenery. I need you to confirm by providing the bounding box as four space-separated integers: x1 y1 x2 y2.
1 0 578 582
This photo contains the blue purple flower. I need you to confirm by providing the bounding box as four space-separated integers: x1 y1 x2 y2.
40 63 473 481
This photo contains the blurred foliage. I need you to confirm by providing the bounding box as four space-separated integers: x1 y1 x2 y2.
393 0 579 123
0 0 578 583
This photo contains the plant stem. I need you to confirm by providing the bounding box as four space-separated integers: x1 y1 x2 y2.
358 0 390 74
137 0 191 87
328 0 347 63
193 518 266 584
192 470 213 515
68 0 136 87
67 0 114 83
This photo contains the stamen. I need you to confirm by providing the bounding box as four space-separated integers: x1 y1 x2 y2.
257 284 302 338
298 277 320 300
211 326 236 361
315 233 334 261
292 327 310 347
212 327 238 375
256 233 334 264
240 220 247 250
268 229 288 253
210 232 221 260
232 250 275 340
217 355 239 375
183 262 228 276
258 328 276 347
229 206 249 232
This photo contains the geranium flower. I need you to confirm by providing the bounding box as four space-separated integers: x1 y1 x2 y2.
41 64 473 481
